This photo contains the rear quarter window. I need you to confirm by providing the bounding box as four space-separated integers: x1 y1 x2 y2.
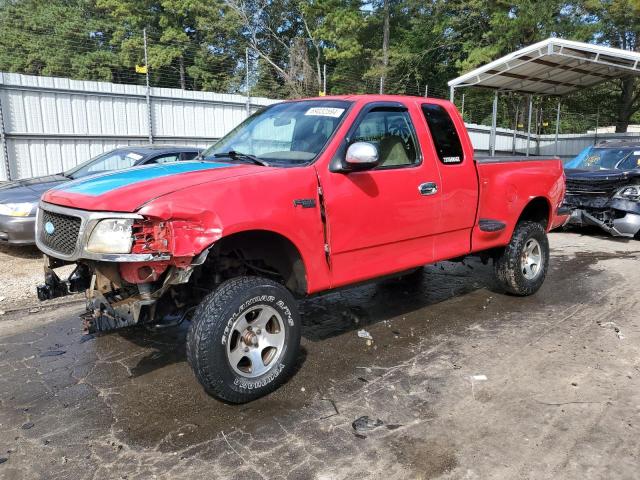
421 104 464 165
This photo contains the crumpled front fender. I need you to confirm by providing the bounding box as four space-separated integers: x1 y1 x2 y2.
138 201 224 258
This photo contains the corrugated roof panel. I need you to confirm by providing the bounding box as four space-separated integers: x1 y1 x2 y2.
449 38 640 95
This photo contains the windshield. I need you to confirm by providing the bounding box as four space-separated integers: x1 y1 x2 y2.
65 150 146 179
565 147 640 171
202 100 351 165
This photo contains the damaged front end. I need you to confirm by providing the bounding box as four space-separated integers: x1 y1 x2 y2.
38 255 205 334
82 261 203 334
34 201 220 335
563 171 640 238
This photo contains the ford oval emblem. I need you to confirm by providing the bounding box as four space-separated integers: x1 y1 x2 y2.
44 221 55 235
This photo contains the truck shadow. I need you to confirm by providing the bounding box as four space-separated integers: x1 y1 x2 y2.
300 259 496 342
120 321 310 380
119 259 494 378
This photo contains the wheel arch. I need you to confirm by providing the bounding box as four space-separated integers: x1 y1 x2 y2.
206 229 308 295
517 196 552 230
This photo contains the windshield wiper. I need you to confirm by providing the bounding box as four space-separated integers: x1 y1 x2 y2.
213 150 269 167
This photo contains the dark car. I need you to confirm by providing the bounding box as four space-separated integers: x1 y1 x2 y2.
563 140 640 238
0 145 201 245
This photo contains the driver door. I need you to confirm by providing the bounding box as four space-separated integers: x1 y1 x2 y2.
318 102 442 288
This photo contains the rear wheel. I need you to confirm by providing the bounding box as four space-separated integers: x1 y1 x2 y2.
186 276 301 403
493 221 549 296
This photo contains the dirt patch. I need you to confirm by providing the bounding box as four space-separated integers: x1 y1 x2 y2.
0 244 43 310
0 243 80 313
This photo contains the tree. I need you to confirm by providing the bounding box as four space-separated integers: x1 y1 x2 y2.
95 0 242 90
584 0 640 132
226 0 324 97
0 0 119 81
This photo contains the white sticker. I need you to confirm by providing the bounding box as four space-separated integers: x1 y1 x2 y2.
633 151 640 156
305 107 345 118
442 156 461 163
126 152 143 161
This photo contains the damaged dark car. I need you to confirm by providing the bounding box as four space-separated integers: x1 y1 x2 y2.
563 140 640 238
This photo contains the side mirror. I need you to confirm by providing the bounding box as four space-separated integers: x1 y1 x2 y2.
344 142 379 171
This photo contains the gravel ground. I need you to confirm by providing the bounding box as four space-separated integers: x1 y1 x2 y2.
0 244 43 311
0 244 77 313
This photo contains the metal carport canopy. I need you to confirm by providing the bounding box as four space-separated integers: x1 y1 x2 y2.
447 38 640 156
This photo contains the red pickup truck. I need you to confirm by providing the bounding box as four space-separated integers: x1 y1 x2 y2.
36 95 567 403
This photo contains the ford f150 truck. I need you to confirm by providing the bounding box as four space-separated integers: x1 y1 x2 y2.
35 95 567 403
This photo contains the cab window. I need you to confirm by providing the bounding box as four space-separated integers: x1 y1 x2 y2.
422 104 464 165
351 108 419 167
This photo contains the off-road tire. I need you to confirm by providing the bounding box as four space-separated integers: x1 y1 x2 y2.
186 276 301 403
493 221 549 296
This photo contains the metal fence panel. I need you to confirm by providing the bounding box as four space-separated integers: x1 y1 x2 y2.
467 124 640 160
0 72 277 180
2 71 640 181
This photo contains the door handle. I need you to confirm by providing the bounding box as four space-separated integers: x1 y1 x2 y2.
418 182 438 196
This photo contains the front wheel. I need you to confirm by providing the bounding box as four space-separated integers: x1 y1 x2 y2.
493 221 549 296
186 276 301 403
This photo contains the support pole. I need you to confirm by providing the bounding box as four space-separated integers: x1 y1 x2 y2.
535 105 541 156
143 29 153 144
489 91 498 156
512 102 519 155
0 80 10 181
449 86 455 103
245 48 250 116
461 93 465 119
526 95 533 157
425 85 428 98
594 106 600 145
554 100 561 157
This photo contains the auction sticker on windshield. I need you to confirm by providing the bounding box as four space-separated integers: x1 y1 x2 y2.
305 107 345 117
126 152 144 161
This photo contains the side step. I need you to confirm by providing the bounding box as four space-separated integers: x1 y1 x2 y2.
478 219 507 232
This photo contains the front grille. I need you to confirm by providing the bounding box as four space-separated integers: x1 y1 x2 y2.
566 177 628 195
39 209 81 256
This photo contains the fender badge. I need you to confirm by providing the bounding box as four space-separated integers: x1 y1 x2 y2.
293 199 316 209
44 221 55 235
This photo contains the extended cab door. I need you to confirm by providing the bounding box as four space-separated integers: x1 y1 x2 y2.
317 101 443 288
419 102 479 260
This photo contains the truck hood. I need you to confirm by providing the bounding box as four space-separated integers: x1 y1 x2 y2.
41 161 263 212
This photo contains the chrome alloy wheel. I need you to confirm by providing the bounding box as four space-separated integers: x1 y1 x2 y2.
521 238 542 280
226 305 286 378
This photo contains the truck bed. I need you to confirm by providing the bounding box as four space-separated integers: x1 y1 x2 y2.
471 156 566 252
475 155 561 163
